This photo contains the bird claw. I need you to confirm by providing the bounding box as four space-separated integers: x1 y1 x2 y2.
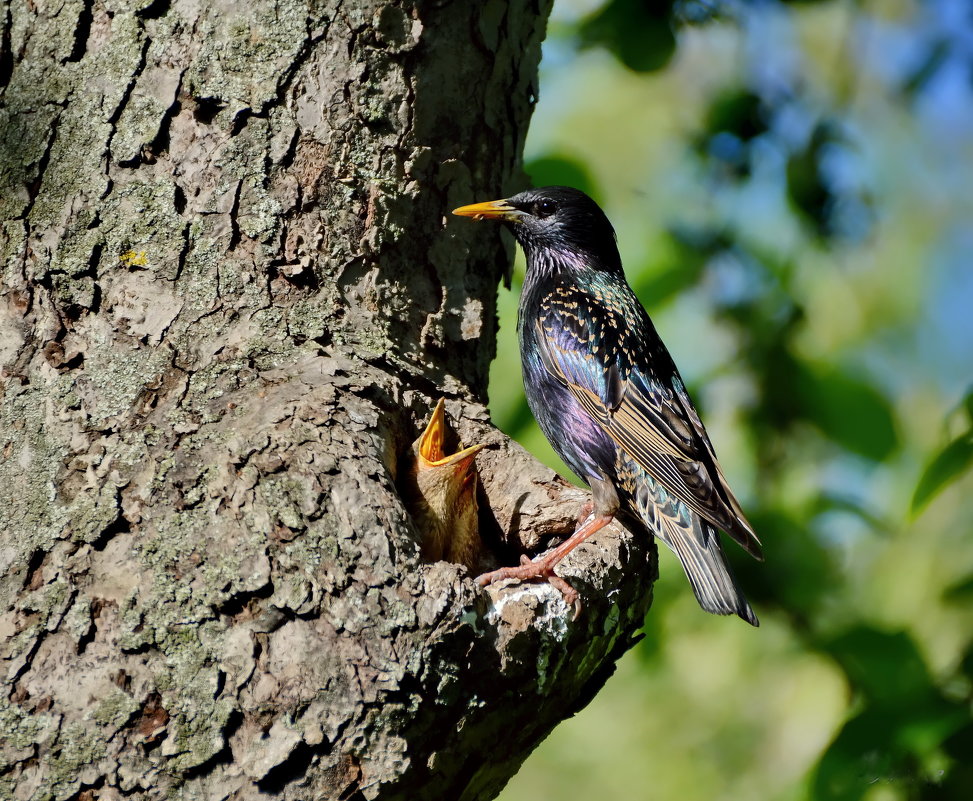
548 575 582 619
575 501 594 529
476 559 581 617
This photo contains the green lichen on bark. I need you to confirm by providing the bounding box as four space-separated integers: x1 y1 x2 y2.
0 384 73 551
92 686 141 730
42 721 109 797
185 1 311 112
0 697 49 757
97 179 188 274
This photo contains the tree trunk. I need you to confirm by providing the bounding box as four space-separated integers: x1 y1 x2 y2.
0 1 656 799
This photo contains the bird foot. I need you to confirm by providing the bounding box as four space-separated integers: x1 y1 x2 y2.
477 556 580 616
575 500 594 528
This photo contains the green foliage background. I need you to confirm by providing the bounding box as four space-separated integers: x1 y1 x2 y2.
490 2 973 799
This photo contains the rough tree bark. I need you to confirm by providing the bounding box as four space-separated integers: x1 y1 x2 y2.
0 1 656 799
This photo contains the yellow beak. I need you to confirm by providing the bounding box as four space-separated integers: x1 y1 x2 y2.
452 198 523 222
418 398 486 470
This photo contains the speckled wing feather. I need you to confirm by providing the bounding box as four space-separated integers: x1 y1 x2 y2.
617 452 758 623
534 285 762 560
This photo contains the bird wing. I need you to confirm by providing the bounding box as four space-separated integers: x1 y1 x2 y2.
618 453 758 623
534 307 763 560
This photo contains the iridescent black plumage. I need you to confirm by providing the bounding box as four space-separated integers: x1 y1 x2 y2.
454 186 762 625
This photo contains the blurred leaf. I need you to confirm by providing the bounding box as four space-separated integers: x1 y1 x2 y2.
812 709 913 801
578 0 677 73
815 492 886 532
785 120 875 242
634 224 733 307
745 325 805 439
933 721 973 801
740 507 834 622
704 89 766 142
943 573 973 602
901 39 950 99
694 91 766 179
813 706 960 801
813 628 969 799
786 122 835 237
959 640 973 683
636 263 701 309
911 434 973 514
524 155 599 199
963 386 973 424
666 222 735 260
633 230 709 308
673 0 733 24
795 363 898 461
823 628 934 704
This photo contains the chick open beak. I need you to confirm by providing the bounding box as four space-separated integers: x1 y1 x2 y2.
417 398 485 471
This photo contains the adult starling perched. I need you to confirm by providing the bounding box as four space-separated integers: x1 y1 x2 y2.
402 398 486 573
453 186 762 625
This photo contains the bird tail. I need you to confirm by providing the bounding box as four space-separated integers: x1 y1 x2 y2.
633 478 758 626
665 520 758 626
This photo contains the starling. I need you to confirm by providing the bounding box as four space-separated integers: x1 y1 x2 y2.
403 398 486 573
453 186 762 625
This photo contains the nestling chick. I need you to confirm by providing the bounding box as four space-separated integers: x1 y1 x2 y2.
403 398 486 573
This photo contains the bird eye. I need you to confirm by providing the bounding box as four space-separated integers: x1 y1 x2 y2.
533 198 557 218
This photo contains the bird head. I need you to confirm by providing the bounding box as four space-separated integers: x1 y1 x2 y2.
453 186 621 275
